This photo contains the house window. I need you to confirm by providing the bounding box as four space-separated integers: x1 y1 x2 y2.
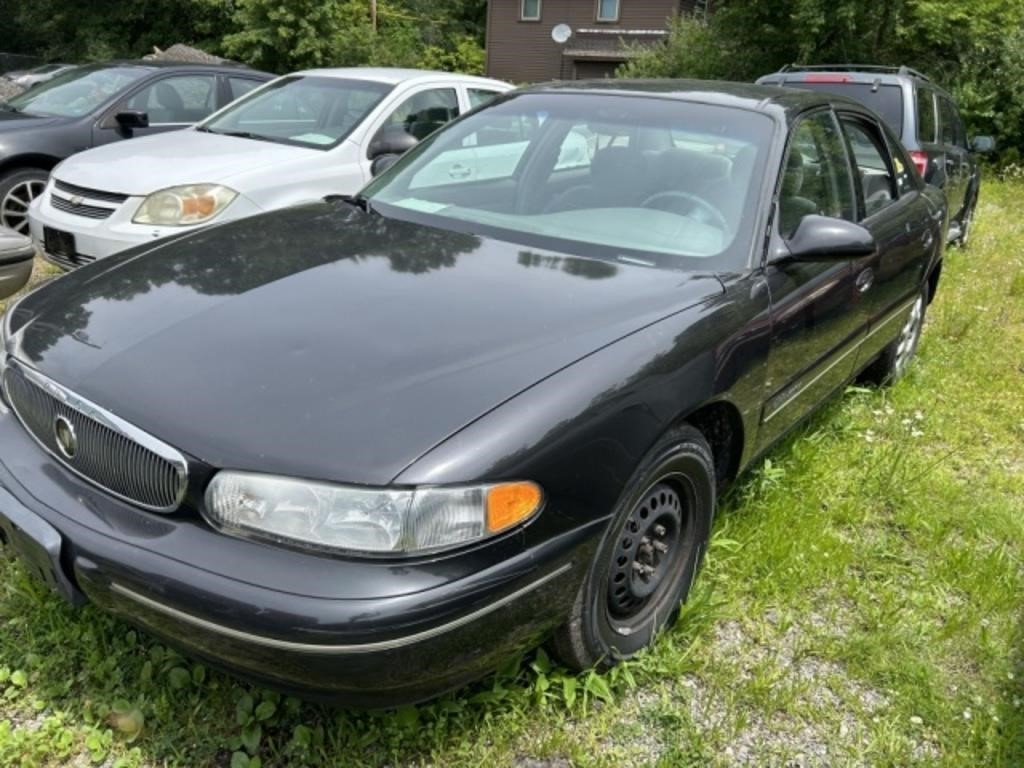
520 0 541 21
596 0 620 22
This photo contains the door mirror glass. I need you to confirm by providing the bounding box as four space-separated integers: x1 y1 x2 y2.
115 109 149 129
783 214 876 262
971 135 996 154
368 124 420 160
371 154 402 177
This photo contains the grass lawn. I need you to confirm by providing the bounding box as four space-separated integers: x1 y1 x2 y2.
1 180 1022 768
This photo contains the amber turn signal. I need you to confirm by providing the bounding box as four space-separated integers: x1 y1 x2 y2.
486 482 543 533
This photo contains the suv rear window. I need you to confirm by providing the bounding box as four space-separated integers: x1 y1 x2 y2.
783 82 905 137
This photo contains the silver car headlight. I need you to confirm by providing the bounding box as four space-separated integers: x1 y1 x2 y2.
133 184 238 226
203 471 543 555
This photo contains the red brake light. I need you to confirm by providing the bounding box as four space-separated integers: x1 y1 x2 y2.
803 74 852 83
909 150 929 178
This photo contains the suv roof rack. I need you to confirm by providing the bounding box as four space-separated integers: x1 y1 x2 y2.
777 64 931 82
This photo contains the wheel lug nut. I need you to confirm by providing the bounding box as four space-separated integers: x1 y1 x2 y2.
652 541 668 553
632 561 654 576
653 524 666 537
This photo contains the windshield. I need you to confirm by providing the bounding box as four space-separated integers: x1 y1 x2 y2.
6 65 148 117
365 92 774 270
200 75 393 149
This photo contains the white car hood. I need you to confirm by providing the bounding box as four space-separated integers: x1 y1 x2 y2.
55 130 320 196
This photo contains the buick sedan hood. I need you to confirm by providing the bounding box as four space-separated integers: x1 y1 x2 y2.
55 129 315 195
8 203 722 484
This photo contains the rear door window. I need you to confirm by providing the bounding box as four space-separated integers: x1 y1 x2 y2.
915 87 937 143
936 96 966 148
228 77 264 102
839 116 898 218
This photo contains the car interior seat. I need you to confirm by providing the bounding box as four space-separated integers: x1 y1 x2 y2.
545 146 651 213
779 150 818 237
152 82 185 123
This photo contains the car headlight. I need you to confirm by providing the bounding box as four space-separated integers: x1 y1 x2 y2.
204 471 543 555
133 184 238 226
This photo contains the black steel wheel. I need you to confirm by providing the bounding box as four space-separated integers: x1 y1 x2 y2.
551 424 715 670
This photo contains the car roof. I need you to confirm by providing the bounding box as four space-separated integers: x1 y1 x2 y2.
292 67 510 89
756 65 954 97
519 78 867 121
76 59 264 74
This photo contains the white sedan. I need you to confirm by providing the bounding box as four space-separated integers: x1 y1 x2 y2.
28 68 511 269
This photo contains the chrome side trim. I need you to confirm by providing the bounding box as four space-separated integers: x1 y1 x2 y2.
110 563 573 655
3 359 188 512
763 296 918 424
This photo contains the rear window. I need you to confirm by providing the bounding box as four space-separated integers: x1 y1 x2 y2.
783 81 905 137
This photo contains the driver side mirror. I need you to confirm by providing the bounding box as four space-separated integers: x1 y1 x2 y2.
368 125 419 161
781 215 876 262
115 110 149 130
971 135 996 154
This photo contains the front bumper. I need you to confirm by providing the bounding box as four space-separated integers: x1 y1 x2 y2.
27 188 262 269
0 409 598 705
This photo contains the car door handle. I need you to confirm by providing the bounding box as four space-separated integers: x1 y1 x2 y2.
856 268 874 293
921 230 934 249
448 163 472 180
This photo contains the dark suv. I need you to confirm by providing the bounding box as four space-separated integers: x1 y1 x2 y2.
0 61 273 234
756 65 994 245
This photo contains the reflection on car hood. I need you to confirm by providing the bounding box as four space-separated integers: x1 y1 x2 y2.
54 129 317 195
9 203 722 485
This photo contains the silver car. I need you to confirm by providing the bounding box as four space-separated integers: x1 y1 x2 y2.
0 226 35 299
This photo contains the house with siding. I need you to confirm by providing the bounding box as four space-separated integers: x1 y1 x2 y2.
486 0 703 83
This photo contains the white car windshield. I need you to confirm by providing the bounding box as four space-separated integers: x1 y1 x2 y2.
6 66 148 117
199 75 393 149
365 91 774 270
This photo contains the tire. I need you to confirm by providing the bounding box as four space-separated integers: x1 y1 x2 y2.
0 168 48 236
860 286 928 386
551 424 715 670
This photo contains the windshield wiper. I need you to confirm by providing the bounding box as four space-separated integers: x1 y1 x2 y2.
203 128 282 143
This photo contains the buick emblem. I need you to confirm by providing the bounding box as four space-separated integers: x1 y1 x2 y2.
69 195 84 207
54 415 78 460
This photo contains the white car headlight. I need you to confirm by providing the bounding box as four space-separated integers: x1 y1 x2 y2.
133 184 238 226
204 471 543 555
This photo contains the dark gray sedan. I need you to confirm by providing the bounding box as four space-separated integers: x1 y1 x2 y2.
0 81 946 705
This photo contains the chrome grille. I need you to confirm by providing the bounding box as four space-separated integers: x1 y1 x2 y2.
51 194 117 219
53 179 130 204
3 360 187 512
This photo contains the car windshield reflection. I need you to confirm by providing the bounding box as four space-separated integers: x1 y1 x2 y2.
366 92 773 269
200 75 393 150
6 66 148 117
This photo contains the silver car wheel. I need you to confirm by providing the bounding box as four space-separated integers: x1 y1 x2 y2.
893 296 924 378
1 178 46 235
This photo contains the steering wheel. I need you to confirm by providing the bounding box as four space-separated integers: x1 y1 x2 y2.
641 191 728 231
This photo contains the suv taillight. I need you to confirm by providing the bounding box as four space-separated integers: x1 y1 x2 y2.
909 150 929 179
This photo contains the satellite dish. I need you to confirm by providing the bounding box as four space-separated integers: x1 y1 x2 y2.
551 24 572 44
